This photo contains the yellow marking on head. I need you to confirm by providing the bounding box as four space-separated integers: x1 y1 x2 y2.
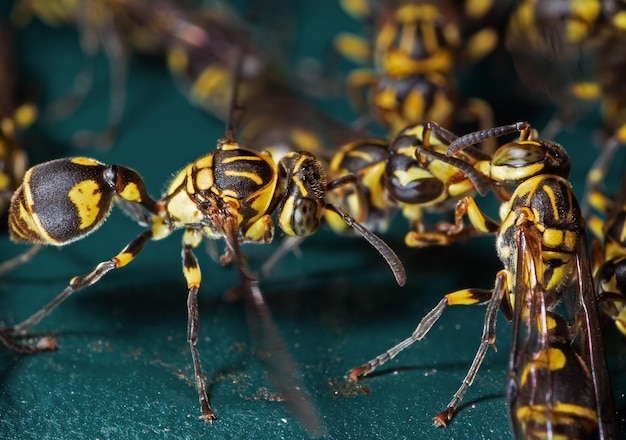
68 179 102 229
278 196 296 236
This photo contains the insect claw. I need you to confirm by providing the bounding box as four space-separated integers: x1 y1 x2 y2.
432 408 453 427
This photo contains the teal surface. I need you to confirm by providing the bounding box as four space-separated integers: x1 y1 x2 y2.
1 2 625 440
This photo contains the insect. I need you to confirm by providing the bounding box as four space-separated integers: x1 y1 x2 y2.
9 0 269 149
347 121 617 438
334 0 500 134
0 55 406 432
324 121 494 248
506 0 626 221
587 146 626 337
0 21 37 213
0 20 42 273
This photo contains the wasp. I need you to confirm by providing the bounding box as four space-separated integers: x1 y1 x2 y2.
323 121 494 248
334 0 502 134
9 0 269 148
586 146 626 337
10 0 158 148
0 21 37 213
505 0 626 144
0 21 42 273
0 53 406 432
347 121 617 438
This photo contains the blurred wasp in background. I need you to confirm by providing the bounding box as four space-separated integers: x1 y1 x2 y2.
333 0 509 135
0 21 37 212
0 21 42 273
586 144 626 338
347 121 617 438
506 0 626 214
0 45 406 434
9 0 278 149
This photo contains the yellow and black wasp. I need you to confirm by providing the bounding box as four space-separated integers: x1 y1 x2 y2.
323 120 495 248
10 0 163 148
9 0 271 148
0 20 37 213
347 121 617 438
0 50 406 433
505 0 626 149
586 146 626 338
334 0 504 134
0 20 42 273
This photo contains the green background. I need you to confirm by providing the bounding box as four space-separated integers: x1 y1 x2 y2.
1 1 625 439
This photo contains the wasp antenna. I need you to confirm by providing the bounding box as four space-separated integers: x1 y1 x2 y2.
447 122 529 156
326 203 406 286
222 40 248 144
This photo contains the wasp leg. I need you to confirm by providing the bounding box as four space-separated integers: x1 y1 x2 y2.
405 195 499 247
46 31 96 123
181 229 216 422
348 284 499 382
582 134 624 217
346 68 377 117
433 270 509 427
0 230 152 351
0 327 56 354
333 32 371 65
0 244 42 276
242 213 274 244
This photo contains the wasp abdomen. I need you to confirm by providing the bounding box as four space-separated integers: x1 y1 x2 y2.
9 157 117 245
